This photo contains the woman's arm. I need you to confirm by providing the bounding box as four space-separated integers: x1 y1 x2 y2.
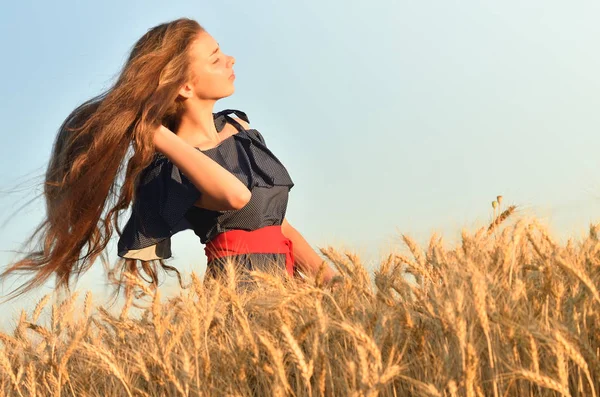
282 218 338 284
154 125 251 211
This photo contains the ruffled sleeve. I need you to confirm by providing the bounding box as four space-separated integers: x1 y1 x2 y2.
117 154 202 260
252 129 266 145
239 129 294 190
152 155 203 232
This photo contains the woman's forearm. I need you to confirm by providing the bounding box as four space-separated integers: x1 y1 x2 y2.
283 225 337 283
153 125 251 209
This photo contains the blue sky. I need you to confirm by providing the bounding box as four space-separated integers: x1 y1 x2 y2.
1 0 600 326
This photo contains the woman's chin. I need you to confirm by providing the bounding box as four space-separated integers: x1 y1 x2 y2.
223 87 235 97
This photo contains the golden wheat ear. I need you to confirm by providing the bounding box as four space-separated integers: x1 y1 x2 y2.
487 205 517 234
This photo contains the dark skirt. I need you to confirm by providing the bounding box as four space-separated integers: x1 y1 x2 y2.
203 252 289 292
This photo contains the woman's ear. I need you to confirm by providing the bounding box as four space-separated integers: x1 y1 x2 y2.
178 83 193 99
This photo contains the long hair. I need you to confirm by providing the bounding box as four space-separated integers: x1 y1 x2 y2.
0 17 205 302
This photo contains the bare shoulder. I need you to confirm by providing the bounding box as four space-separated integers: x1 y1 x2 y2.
231 117 251 131
231 116 266 144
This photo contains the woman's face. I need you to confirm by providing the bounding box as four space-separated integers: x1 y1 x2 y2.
182 31 236 101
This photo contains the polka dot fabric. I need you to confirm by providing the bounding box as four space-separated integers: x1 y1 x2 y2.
117 109 295 272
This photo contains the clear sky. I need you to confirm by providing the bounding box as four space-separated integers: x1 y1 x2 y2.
1 0 600 327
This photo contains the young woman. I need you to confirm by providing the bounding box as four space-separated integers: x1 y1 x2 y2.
0 17 337 300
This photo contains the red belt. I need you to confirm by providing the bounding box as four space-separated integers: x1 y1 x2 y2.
204 225 295 277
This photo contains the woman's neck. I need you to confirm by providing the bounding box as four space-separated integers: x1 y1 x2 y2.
175 101 219 145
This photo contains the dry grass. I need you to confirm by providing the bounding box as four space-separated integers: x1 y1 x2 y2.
2 209 600 396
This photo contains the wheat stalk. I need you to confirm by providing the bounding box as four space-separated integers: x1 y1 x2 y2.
527 332 540 374
280 322 313 390
257 332 291 395
316 350 327 396
24 362 36 397
31 294 52 324
0 348 22 395
336 322 383 375
556 255 600 305
397 374 442 396
82 343 133 397
554 329 596 397
487 205 517 233
513 369 571 396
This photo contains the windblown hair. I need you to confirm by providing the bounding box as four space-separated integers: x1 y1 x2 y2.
0 17 205 302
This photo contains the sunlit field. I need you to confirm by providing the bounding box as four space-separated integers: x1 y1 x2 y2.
1 203 600 396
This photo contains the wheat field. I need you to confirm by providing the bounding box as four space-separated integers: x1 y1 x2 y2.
1 206 600 396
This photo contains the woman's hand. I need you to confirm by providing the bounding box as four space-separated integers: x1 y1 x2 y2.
324 275 344 292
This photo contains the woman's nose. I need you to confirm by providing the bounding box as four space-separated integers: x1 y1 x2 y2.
229 56 235 67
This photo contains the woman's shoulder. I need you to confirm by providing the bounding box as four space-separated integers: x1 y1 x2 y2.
214 109 250 131
217 109 266 144
231 116 251 130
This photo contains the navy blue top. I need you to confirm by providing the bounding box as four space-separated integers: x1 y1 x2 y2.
117 109 295 268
